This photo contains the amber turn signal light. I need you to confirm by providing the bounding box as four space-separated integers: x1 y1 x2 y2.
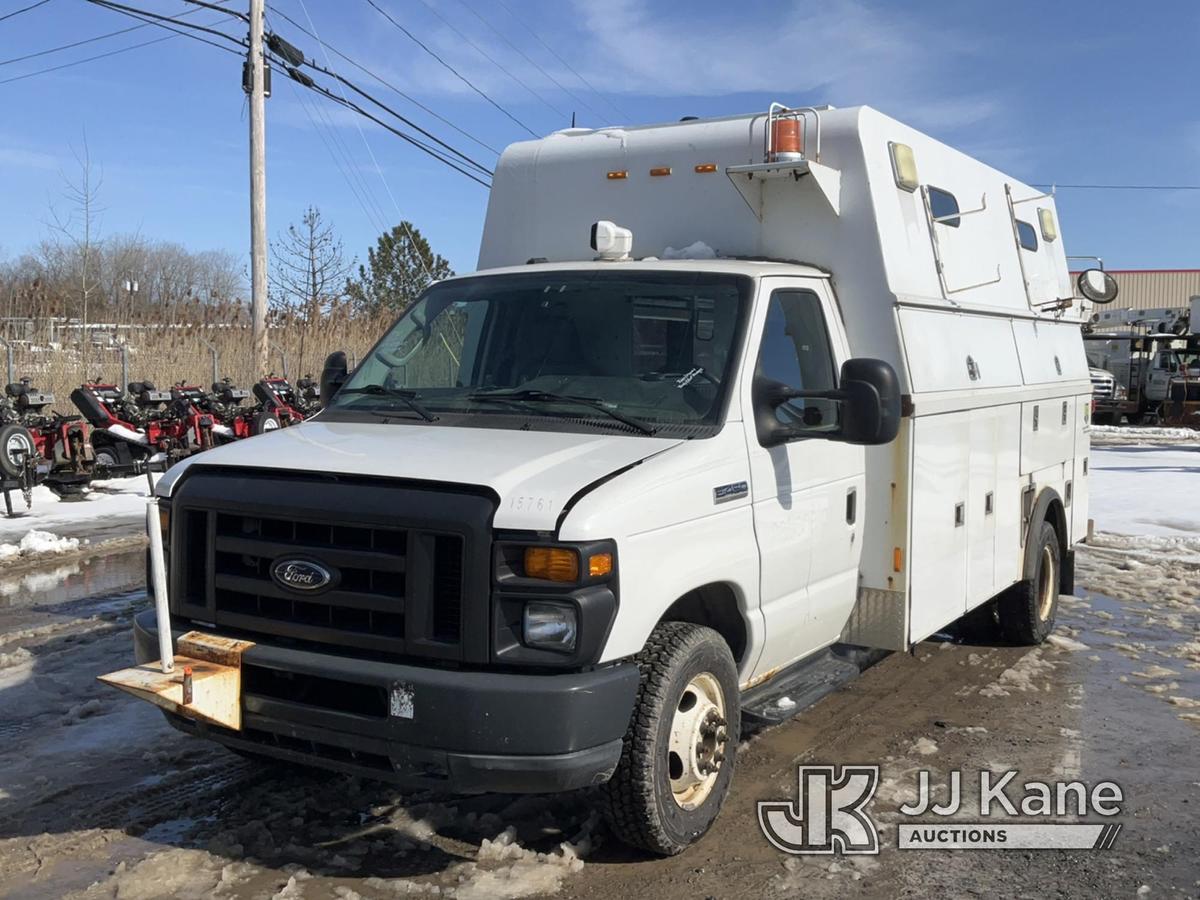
587 552 613 578
524 547 579 582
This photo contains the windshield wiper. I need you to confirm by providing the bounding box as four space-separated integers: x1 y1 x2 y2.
466 389 657 435
339 385 438 422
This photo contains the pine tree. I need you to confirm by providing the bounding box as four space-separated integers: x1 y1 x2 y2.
345 222 452 315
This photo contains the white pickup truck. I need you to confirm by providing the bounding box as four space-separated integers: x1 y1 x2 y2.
108 104 1110 855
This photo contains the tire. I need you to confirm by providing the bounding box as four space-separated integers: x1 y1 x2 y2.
601 621 740 856
94 446 119 472
1091 412 1113 426
0 424 36 479
253 411 281 435
997 520 1061 645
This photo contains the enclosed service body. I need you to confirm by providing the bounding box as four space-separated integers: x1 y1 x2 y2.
112 105 1094 855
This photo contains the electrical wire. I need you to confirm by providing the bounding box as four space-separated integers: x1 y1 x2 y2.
286 76 390 235
295 0 434 279
452 0 610 125
265 2 498 155
0 0 51 23
408 0 566 124
363 0 537 138
492 0 629 121
0 32 178 83
84 0 245 49
0 0 229 67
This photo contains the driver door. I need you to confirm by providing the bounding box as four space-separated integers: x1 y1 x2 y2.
743 278 867 679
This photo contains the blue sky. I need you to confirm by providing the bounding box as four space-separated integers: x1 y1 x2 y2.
1 0 1197 280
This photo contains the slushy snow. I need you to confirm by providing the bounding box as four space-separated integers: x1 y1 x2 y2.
0 529 80 562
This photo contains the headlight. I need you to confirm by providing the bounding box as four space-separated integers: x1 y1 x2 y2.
1114 384 1128 400
523 601 578 652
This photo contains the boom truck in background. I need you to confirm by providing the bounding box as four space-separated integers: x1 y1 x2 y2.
102 105 1113 855
1084 299 1200 425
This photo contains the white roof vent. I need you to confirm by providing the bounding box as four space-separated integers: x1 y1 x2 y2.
590 220 633 260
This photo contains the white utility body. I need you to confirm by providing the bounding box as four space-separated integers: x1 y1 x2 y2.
116 104 1099 856
481 103 1090 668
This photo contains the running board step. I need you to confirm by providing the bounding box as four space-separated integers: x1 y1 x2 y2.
741 645 888 726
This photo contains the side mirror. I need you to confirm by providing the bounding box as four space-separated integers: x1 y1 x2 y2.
753 358 901 448
319 350 349 407
1077 269 1118 305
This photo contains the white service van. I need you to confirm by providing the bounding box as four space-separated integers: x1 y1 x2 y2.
110 104 1113 855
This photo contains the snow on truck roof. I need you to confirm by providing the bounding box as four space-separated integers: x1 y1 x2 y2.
477 104 1074 322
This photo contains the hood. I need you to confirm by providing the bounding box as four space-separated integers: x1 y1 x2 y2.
157 420 683 531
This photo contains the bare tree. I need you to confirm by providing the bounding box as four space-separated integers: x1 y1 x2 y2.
46 139 104 370
269 207 354 374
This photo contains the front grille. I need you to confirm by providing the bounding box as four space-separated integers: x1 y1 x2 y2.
170 469 495 663
1090 374 1114 399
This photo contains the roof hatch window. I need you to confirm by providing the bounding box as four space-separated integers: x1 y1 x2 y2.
928 187 961 228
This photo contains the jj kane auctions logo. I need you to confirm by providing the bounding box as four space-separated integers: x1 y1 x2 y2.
759 766 1124 853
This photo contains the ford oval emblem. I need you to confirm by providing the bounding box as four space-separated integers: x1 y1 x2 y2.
271 558 333 592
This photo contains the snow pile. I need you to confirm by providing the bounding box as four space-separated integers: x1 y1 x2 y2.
979 650 1055 698
1088 446 1200 538
0 476 150 546
912 737 939 756
0 529 81 563
1090 425 1197 444
662 240 717 260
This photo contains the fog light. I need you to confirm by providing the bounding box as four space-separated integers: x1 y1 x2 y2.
524 547 579 582
523 602 578 652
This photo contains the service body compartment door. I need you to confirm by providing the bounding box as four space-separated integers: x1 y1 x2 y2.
908 412 970 643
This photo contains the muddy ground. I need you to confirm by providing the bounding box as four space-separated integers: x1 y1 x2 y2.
0 477 1198 897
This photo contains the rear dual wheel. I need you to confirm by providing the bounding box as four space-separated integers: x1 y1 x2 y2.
601 622 739 856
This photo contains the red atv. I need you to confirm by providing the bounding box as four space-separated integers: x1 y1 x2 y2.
251 375 308 433
199 378 255 441
167 382 222 451
5 378 93 496
70 379 175 475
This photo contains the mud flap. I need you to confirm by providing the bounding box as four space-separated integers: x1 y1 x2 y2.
98 632 255 730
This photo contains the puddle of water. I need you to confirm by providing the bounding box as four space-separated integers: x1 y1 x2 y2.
0 550 144 610
1069 587 1200 725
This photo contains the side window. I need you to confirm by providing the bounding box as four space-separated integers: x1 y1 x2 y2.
928 187 961 227
1016 220 1038 252
757 289 839 432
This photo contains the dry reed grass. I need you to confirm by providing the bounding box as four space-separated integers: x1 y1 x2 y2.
6 301 394 401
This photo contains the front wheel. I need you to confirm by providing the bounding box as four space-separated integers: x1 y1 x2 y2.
601 622 740 856
998 520 1061 645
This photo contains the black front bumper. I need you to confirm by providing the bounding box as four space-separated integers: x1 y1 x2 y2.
134 609 638 793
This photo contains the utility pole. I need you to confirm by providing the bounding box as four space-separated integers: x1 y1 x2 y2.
248 0 269 376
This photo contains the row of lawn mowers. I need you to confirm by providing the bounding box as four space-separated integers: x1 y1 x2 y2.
0 373 319 515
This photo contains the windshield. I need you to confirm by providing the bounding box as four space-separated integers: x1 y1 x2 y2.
327 270 752 435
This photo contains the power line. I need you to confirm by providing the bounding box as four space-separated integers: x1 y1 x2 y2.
409 0 567 124
453 0 610 125
85 0 245 50
0 0 227 67
286 67 491 187
492 0 629 121
295 0 431 279
265 2 499 155
0 32 176 84
363 0 537 138
0 0 51 23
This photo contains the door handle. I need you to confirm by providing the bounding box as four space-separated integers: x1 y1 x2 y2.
846 488 857 525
